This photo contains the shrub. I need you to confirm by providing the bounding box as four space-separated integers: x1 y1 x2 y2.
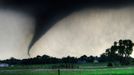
107 62 113 67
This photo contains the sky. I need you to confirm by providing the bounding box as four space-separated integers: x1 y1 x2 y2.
0 2 134 59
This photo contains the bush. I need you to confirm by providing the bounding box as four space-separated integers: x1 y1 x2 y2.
107 62 113 67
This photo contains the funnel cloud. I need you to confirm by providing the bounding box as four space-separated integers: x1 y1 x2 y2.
0 0 134 59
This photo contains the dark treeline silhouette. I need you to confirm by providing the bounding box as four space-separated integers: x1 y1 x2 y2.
1 54 133 66
0 55 100 65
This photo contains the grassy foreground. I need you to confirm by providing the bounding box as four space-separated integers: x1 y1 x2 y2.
0 67 134 75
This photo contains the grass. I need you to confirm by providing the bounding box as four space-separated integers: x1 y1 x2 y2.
0 63 134 75
0 67 134 75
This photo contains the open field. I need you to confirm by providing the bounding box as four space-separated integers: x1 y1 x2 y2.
0 66 134 75
0 63 108 70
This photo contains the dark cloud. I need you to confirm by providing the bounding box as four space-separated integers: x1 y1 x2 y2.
0 0 134 55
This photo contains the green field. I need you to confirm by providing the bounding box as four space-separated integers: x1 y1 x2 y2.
0 67 134 75
0 63 134 75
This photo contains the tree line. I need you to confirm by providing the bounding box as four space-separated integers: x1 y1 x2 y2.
0 55 100 65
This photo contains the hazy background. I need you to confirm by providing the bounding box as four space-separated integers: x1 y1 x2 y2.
0 9 35 59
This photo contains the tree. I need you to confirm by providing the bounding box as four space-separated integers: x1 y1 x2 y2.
103 39 134 65
118 40 134 58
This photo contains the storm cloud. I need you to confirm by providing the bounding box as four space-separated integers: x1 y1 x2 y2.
0 0 134 59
